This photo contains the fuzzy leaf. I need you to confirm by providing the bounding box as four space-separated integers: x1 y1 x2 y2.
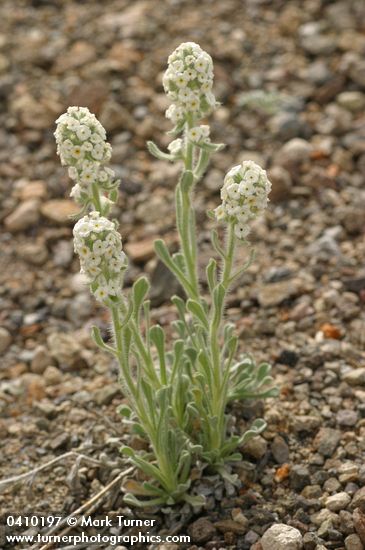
211 229 225 258
167 119 185 136
117 405 132 418
196 141 225 152
132 277 150 319
206 258 217 293
212 283 225 324
123 493 167 507
172 252 185 272
120 445 135 457
147 141 174 162
183 494 206 507
186 299 209 331
149 325 165 357
240 418 267 446
109 188 118 202
91 326 115 354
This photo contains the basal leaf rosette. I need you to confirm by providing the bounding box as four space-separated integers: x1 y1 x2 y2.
215 161 272 240
73 211 127 303
163 42 216 128
55 107 118 207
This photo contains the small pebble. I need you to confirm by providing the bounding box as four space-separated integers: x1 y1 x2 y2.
326 492 351 512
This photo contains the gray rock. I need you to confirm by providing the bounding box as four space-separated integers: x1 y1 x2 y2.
324 477 341 493
188 517 217 544
4 199 40 232
290 465 311 491
0 327 12 353
338 463 359 484
317 517 334 538
53 240 74 267
353 508 365 544
66 293 93 325
292 415 322 433
44 366 63 386
302 531 321 550
267 166 292 203
337 409 359 427
242 435 267 460
94 385 120 406
301 34 337 56
345 533 364 550
269 112 310 141
314 428 341 457
271 435 290 464
261 523 303 550
30 345 54 374
18 242 48 265
336 91 365 112
47 332 85 369
342 368 365 387
244 530 260 545
352 487 365 512
306 61 332 85
257 280 300 307
276 138 313 167
326 492 351 512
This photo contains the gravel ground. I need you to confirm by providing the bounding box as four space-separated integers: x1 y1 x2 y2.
0 0 365 549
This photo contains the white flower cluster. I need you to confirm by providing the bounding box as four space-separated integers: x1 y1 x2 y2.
163 42 216 126
215 161 272 240
73 211 127 303
55 107 118 206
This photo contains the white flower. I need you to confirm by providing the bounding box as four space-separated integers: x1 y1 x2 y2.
175 74 188 88
234 224 250 240
71 145 83 159
76 124 92 141
94 286 109 302
214 204 225 220
215 160 271 237
195 54 209 73
93 240 107 255
227 183 240 200
167 139 183 155
70 184 84 203
91 143 105 161
187 97 200 111
74 220 91 238
184 68 197 80
80 169 95 185
188 126 202 143
107 280 120 296
68 166 78 180
200 125 210 138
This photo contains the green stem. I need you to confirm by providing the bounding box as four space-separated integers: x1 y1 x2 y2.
92 181 103 213
111 305 138 403
222 223 236 288
209 224 237 452
131 319 161 387
173 114 201 299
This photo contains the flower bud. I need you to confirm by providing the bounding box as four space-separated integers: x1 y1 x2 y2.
215 161 271 240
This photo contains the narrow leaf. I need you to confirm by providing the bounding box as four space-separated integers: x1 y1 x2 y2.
147 141 174 162
186 299 209 331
